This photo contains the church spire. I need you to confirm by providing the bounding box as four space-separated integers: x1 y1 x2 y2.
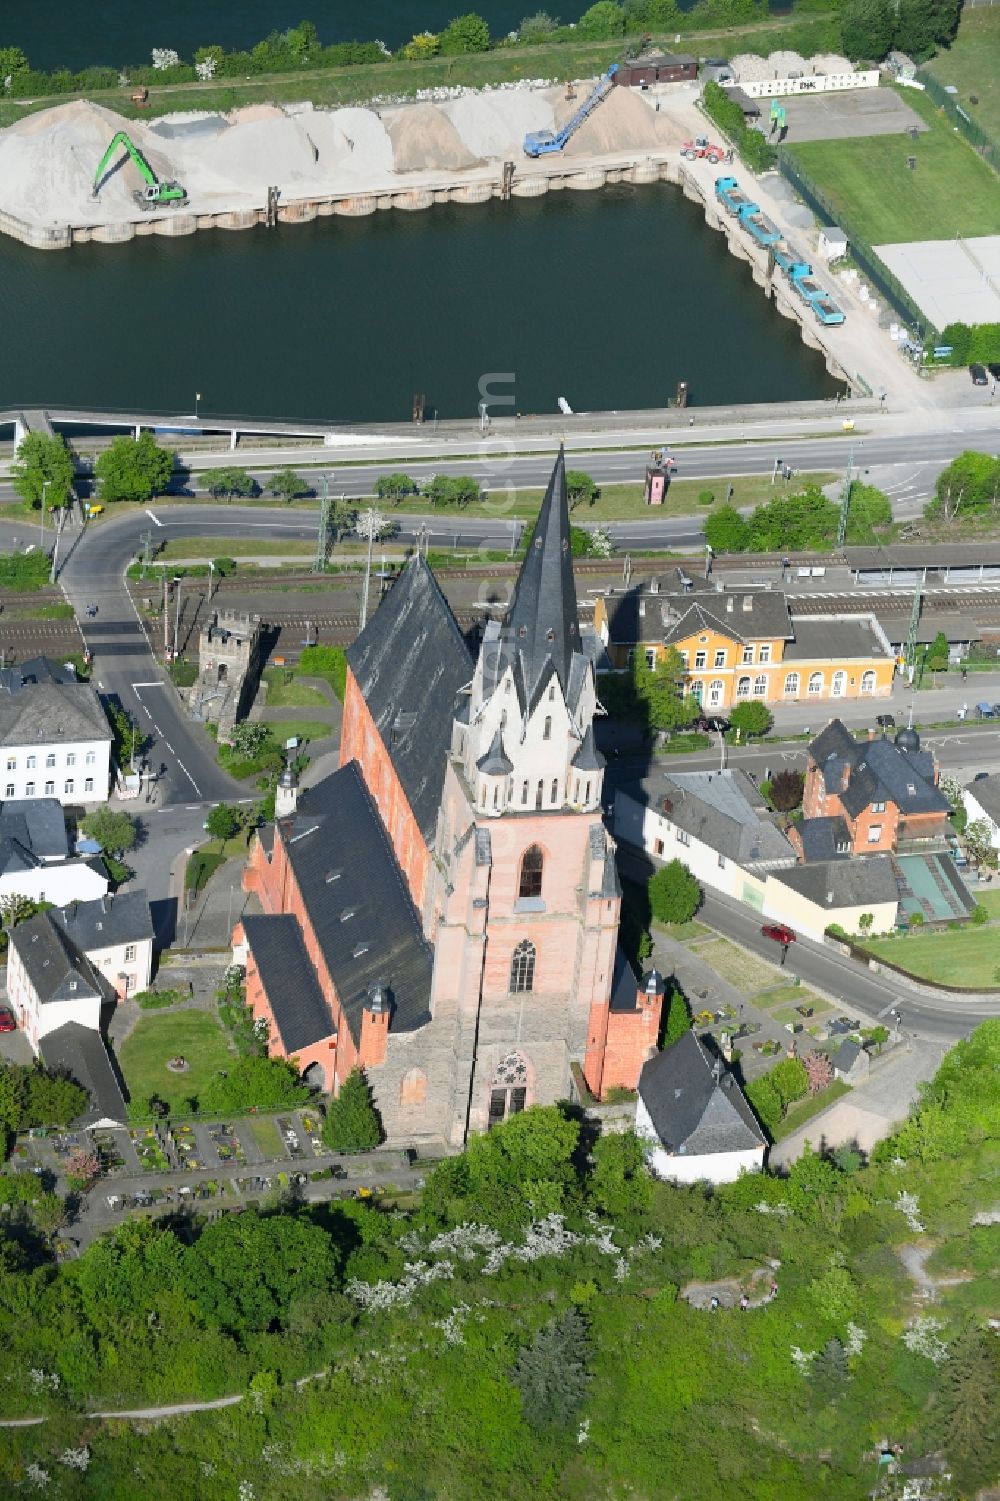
506 446 581 699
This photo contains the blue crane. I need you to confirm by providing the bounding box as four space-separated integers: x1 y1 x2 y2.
523 64 620 157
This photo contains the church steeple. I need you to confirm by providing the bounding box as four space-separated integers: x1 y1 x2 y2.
506 446 581 701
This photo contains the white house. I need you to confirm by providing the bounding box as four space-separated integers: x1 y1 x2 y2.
50 890 154 999
0 798 109 906
963 775 1000 851
637 1031 767 1185
0 660 112 807
6 913 114 1053
614 770 900 941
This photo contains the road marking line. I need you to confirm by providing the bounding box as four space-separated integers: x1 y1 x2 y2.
163 740 174 751
146 510 163 527
131 681 165 689
176 758 201 796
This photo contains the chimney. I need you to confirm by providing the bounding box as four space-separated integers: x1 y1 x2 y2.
726 597 734 613
638 599 645 617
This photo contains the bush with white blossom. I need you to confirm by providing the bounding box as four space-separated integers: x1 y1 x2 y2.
151 48 180 71
902 1316 949 1364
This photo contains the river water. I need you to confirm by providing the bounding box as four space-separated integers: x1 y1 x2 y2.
0 184 837 421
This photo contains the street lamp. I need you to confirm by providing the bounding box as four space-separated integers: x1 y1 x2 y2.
207 559 216 603
40 479 50 549
195 391 202 420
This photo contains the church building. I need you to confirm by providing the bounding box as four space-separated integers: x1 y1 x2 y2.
236 450 664 1148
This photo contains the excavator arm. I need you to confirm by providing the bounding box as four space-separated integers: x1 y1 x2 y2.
93 131 159 197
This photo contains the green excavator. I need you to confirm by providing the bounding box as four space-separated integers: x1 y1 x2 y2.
92 131 187 210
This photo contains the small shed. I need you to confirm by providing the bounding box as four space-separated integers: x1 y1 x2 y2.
615 52 698 88
702 59 734 85
818 226 848 262
832 1039 870 1084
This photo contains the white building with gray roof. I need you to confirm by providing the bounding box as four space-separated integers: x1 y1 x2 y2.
637 1031 766 1185
0 660 111 806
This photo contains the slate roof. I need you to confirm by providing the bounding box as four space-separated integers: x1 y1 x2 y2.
0 674 110 749
571 722 605 772
832 1039 863 1073
784 616 891 662
505 447 583 702
476 727 513 776
603 585 793 648
282 761 433 1044
242 913 334 1052
50 890 154 952
9 913 113 1006
657 769 795 866
967 774 1000 824
39 1022 128 1128
345 555 473 844
797 815 851 862
0 798 68 867
639 1031 766 1156
0 657 78 689
808 719 949 820
770 853 899 908
609 946 640 1012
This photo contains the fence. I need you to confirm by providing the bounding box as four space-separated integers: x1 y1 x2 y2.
916 68 1000 176
776 150 939 343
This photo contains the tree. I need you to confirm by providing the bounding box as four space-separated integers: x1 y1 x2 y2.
704 504 749 553
80 807 137 857
401 31 441 58
844 481 893 542
769 769 804 812
268 467 310 502
211 556 237 577
746 486 839 552
0 894 44 931
812 1337 849 1402
576 1 626 38
511 1307 591 1429
840 0 894 60
769 1057 809 1108
457 1106 580 1226
63 1148 100 1192
923 630 950 674
230 721 270 759
729 701 773 739
0 47 30 87
375 473 417 502
11 433 76 510
439 13 492 53
964 818 997 869
648 860 701 925
519 12 559 40
321 1067 381 1154
182 1209 339 1336
663 986 692 1045
203 466 259 500
0 1067 25 1140
566 470 599 509
95 432 173 503
20 1066 87 1129
633 647 700 732
926 1319 1000 1494
205 803 242 840
587 1131 651 1218
423 474 480 508
926 451 1000 522
803 1049 833 1094
745 1075 782 1134
199 1055 309 1115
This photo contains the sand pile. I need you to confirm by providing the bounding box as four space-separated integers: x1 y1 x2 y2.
811 52 853 73
201 116 320 184
731 50 854 81
447 89 554 158
387 103 481 172
564 85 662 156
307 108 395 179
0 98 183 224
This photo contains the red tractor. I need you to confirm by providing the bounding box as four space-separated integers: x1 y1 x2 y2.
680 135 728 164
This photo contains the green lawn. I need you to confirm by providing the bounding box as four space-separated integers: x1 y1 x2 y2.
257 718 333 743
118 1012 236 1114
973 888 1000 918
924 7 1000 145
687 937 782 995
865 925 1000 989
159 537 314 560
262 666 329 709
245 1115 284 1159
788 87 1000 243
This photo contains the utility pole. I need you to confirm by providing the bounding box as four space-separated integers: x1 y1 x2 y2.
139 529 153 571
360 523 375 630
207 559 216 603
904 580 922 682
314 476 332 573
836 451 855 550
162 568 170 658
173 575 183 659
49 507 67 584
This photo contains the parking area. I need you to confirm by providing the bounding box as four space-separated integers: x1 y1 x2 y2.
876 233 1000 328
781 87 928 142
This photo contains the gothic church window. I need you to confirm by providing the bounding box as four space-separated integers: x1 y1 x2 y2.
489 1053 528 1126
519 845 543 898
543 716 552 740
509 940 536 993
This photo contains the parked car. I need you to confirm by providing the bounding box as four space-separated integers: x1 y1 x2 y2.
830 1016 861 1035
875 713 895 730
976 703 995 719
0 1008 15 1033
974 771 991 782
694 714 730 734
970 363 988 386
761 923 795 947
989 363 1000 381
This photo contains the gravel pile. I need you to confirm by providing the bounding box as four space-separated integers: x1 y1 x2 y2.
388 103 481 172
732 51 856 81
565 84 665 155
446 89 554 158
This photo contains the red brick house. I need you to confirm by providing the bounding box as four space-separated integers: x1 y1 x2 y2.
236 451 665 1149
794 719 950 859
